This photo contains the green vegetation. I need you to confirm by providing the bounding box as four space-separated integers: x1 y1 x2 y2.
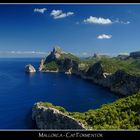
43 48 140 76
89 57 140 76
83 58 140 76
59 53 80 63
40 49 140 130
69 92 140 129
39 102 67 113
43 61 59 71
41 92 140 130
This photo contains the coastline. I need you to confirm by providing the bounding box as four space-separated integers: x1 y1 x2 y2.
32 47 140 130
39 68 140 97
39 70 59 73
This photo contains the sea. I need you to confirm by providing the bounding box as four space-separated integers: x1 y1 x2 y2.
0 58 118 129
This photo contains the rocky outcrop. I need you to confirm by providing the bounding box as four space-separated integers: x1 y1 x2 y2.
65 67 72 74
39 58 45 71
74 62 140 96
108 70 140 95
25 64 36 73
130 51 140 58
40 47 79 74
45 47 63 63
32 103 85 129
86 62 105 80
117 54 129 60
38 48 140 96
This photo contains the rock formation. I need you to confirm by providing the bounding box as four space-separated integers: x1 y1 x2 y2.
38 47 140 96
86 62 105 80
45 46 63 63
117 54 129 60
32 103 85 129
25 64 36 73
33 48 140 129
109 70 140 95
39 58 45 71
78 64 140 96
130 51 140 58
39 47 79 73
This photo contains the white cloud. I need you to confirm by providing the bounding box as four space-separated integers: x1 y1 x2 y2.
50 10 74 19
114 19 130 24
0 51 48 55
84 16 112 24
34 8 47 14
50 10 62 17
97 34 112 39
121 21 130 24
83 16 130 25
67 12 74 16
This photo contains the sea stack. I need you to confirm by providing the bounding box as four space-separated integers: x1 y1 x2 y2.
25 64 36 73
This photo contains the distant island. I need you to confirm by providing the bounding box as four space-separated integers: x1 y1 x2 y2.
31 47 140 130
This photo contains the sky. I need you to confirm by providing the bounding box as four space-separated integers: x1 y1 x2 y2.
0 4 140 57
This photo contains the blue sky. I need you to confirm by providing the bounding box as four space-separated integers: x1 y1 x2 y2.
0 4 140 57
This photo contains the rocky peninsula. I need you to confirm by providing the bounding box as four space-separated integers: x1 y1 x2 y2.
38 47 140 96
32 47 140 129
32 102 85 129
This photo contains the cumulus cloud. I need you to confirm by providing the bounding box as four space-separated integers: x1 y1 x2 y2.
34 8 47 14
97 34 112 39
50 10 74 19
84 16 112 24
83 16 130 25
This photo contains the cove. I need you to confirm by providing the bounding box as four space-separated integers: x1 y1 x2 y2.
0 58 118 129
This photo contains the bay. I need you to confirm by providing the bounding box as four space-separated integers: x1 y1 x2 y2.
0 58 118 129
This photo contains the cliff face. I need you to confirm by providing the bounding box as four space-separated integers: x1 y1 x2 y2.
45 47 62 63
35 48 140 129
86 62 105 80
130 51 140 58
39 47 79 73
32 103 85 129
108 70 140 95
78 63 140 96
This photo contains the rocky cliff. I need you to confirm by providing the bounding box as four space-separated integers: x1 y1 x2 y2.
34 48 140 130
130 51 140 58
77 62 140 96
39 47 140 96
32 102 85 129
108 70 140 95
39 46 79 73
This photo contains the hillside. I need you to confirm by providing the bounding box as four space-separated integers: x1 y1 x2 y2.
33 48 140 130
39 47 80 73
38 47 140 96
39 47 140 76
38 92 140 130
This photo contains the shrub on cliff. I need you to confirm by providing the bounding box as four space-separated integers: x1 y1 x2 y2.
39 102 67 113
43 61 59 71
40 92 140 130
69 92 140 129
